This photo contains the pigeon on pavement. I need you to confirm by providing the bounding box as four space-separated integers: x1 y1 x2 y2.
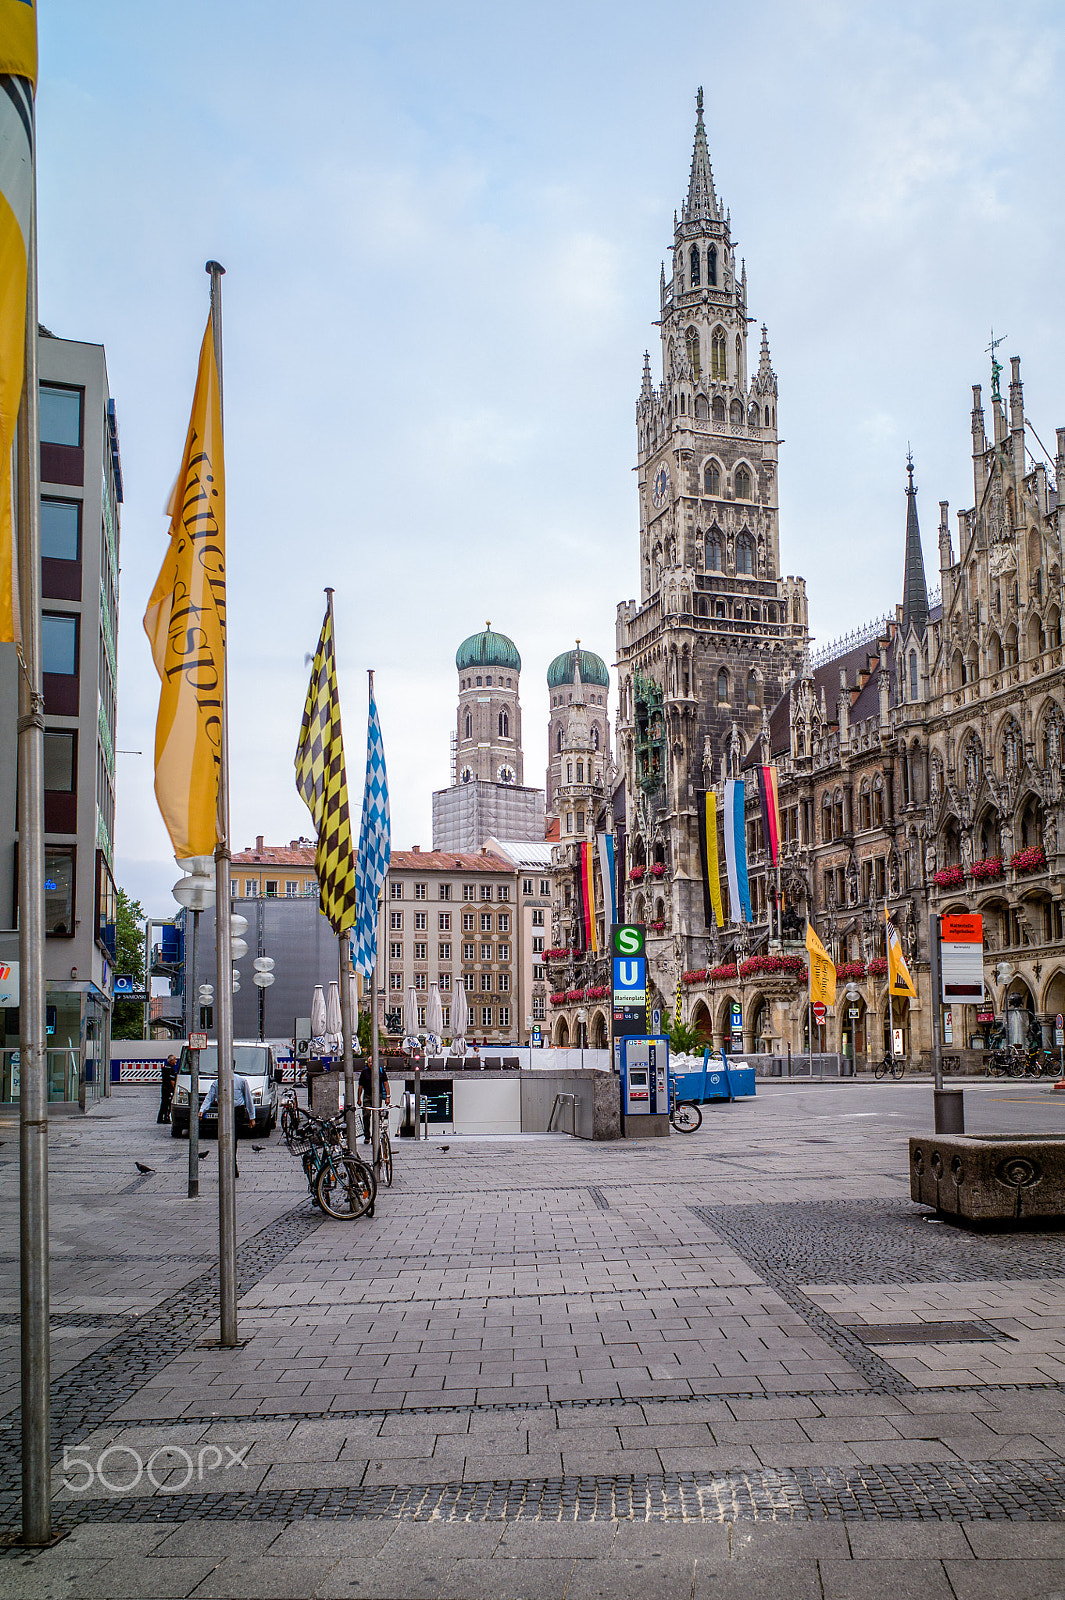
199 1150 210 1160
251 1144 265 1152
439 1145 450 1152
135 1162 154 1174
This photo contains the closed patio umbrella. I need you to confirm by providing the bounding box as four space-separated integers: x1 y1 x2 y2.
404 985 419 1046
310 985 327 1038
325 980 342 1043
451 981 468 1058
426 982 443 1053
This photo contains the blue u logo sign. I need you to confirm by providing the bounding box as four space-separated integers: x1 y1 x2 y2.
619 961 639 986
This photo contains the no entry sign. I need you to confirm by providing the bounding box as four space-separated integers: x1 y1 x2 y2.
812 1001 827 1026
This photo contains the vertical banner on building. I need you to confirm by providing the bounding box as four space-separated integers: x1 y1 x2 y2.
579 840 598 952
597 831 616 929
611 922 647 1065
697 790 725 930
723 778 752 923
886 908 919 1000
0 5 36 644
757 765 780 866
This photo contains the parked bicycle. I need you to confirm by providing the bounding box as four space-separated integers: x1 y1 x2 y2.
873 1054 905 1080
285 1112 376 1219
363 1103 394 1186
668 1078 702 1132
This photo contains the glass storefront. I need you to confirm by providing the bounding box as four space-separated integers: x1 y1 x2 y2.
1 984 111 1104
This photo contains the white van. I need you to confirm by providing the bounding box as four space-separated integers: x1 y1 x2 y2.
170 1041 281 1139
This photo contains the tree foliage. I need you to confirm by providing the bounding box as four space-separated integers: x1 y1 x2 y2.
111 888 146 1040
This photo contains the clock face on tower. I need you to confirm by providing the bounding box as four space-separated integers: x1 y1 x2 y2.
460 766 473 784
498 764 516 785
651 462 671 510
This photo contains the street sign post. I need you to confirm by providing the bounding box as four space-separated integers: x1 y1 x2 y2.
189 1032 208 1050
611 924 647 1069
812 1000 826 1027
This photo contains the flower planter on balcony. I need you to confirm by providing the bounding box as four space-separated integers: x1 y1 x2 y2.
835 960 866 980
867 957 888 978
932 865 965 889
585 985 609 1000
549 993 567 1007
628 866 645 883
1011 847 1046 874
544 948 571 961
739 954 807 982
648 863 666 878
649 920 665 932
566 988 585 1002
971 857 1004 882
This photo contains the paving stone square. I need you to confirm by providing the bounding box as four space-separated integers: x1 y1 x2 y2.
2 1079 1065 1598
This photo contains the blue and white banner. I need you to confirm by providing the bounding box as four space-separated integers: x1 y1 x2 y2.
352 681 391 979
723 778 752 924
597 831 616 928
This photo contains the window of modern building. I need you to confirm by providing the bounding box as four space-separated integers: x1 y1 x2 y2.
40 498 80 561
390 910 403 930
481 884 493 901
481 1007 492 1027
39 385 82 446
95 849 117 958
417 1005 426 1027
42 612 77 675
439 942 451 960
390 880 403 899
532 908 544 927
414 882 427 900
285 880 298 896
43 729 75 791
389 941 403 960
44 844 75 936
413 941 427 960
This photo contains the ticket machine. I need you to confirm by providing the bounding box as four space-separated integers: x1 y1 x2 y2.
619 1035 670 1138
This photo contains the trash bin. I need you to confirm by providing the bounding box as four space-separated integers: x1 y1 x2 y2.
933 1087 965 1135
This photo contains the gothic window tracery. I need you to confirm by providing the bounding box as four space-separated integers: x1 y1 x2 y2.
710 326 726 381
734 465 752 500
704 459 720 495
556 726 563 754
736 532 754 575
464 709 472 740
717 667 729 703
729 398 743 426
708 245 717 285
695 394 708 420
712 396 726 424
689 247 700 288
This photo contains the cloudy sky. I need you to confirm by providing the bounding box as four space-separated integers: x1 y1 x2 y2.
35 0 1065 913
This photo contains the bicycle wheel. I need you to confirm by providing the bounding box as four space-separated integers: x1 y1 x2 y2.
381 1128 393 1186
671 1101 702 1133
316 1155 376 1219
874 1059 888 1080
891 1060 905 1080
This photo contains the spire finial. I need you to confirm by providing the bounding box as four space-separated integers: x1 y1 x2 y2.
696 85 704 121
901 452 929 639
683 86 719 223
486 619 491 630
987 327 1007 404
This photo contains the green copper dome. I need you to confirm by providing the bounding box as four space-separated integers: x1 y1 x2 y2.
547 647 609 691
455 624 521 674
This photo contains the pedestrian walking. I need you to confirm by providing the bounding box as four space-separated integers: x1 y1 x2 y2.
200 1073 255 1178
357 1059 390 1146
157 1054 178 1124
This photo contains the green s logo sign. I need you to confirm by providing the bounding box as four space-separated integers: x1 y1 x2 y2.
614 926 644 956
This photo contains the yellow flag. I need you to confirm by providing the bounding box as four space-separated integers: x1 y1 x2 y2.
886 909 917 999
143 313 226 859
0 1 36 642
806 920 837 1008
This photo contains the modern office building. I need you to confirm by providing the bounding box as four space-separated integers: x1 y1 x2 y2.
0 332 122 1103
432 625 545 851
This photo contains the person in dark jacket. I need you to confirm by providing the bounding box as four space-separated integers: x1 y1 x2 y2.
157 1055 178 1124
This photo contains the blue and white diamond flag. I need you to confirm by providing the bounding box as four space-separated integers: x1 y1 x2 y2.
352 679 391 978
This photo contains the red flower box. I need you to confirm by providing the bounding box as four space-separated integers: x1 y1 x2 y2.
835 960 866 980
586 985 609 1000
971 857 1004 882
1010 846 1046 873
549 993 567 1006
867 957 888 978
648 862 666 878
681 968 707 985
649 920 665 932
566 988 585 1002
628 866 645 883
545 948 571 961
738 954 807 981
932 865 964 888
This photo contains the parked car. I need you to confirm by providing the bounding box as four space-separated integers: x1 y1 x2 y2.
169 1041 281 1139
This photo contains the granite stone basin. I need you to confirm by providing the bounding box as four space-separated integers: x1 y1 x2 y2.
909 1133 1065 1223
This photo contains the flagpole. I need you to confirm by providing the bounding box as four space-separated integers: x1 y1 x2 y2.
806 917 813 1076
17 138 51 1548
207 259 237 1348
368 671 381 1174
885 905 894 1067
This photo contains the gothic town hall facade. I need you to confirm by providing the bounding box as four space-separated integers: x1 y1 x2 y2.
609 94 1065 1067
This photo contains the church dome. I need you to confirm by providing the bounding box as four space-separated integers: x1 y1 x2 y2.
455 624 521 674
547 647 610 691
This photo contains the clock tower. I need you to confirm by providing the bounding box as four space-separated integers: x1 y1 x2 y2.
616 91 809 978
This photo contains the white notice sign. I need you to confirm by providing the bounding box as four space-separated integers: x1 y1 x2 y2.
0 962 18 1007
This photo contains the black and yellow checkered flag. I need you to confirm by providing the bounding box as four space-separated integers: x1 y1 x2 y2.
295 602 359 935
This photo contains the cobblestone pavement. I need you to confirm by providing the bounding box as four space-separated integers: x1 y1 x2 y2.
1 1079 1065 1597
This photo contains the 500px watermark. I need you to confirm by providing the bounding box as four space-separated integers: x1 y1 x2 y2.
61 1443 250 1495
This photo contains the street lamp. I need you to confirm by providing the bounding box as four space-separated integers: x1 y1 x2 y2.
253 957 275 1043
845 981 861 1074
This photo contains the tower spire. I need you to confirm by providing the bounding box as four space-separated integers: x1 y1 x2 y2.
901 451 929 639
683 87 720 223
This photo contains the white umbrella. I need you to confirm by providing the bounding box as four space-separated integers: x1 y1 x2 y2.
451 981 468 1058
325 980 342 1040
426 982 443 1053
310 985 327 1038
403 985 419 1049
347 972 362 1053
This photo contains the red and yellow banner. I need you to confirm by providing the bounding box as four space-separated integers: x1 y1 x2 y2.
757 764 780 866
143 313 226 859
579 840 597 952
886 910 918 999
806 920 837 1009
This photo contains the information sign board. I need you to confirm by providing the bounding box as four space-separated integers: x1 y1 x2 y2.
189 1033 208 1050
940 913 984 1003
611 924 647 1051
